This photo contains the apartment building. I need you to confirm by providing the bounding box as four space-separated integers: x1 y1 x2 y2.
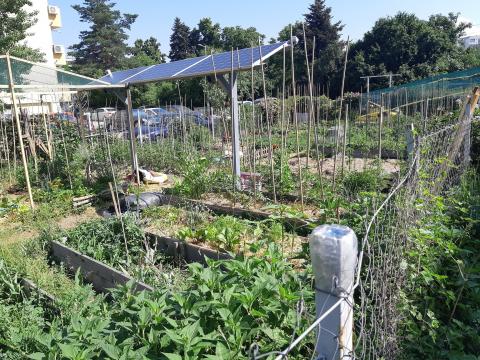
460 34 480 49
23 0 66 66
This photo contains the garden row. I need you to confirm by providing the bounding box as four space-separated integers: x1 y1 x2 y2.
0 214 316 359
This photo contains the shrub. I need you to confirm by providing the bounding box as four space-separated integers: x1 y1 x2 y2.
342 169 382 197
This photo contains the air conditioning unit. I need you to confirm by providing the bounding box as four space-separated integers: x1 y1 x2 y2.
53 45 64 54
48 5 58 15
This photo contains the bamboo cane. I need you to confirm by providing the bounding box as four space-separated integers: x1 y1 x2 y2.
6 53 34 209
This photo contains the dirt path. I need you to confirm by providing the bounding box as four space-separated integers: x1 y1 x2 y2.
287 156 400 176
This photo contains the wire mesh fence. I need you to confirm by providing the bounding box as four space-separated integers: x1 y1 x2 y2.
248 84 478 359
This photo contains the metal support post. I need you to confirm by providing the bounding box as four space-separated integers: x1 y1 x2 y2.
309 224 358 360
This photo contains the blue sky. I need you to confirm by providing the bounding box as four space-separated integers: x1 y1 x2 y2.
52 0 480 54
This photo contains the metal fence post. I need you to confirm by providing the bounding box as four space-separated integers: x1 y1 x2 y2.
309 224 358 360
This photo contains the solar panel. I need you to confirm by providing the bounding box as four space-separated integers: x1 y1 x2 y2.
101 40 291 85
126 55 209 84
99 65 151 84
179 42 288 78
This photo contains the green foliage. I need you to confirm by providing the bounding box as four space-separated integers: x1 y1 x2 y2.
273 0 344 93
400 172 480 358
0 259 48 357
178 215 250 252
51 215 188 290
0 245 314 359
57 215 145 267
470 120 480 166
172 156 231 199
130 37 166 64
0 196 24 218
2 185 76 230
341 169 383 197
201 77 226 109
0 234 97 319
221 26 265 50
346 12 479 91
190 17 222 56
264 150 295 195
187 125 212 148
0 0 45 62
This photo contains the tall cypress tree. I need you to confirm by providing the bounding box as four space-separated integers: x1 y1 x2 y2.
276 0 344 90
70 0 137 77
304 0 343 51
303 0 344 88
169 17 192 61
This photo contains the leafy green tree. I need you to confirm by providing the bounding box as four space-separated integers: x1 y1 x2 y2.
169 17 192 61
190 18 222 56
346 12 476 91
70 0 137 77
0 0 44 61
221 26 265 50
130 37 166 64
304 0 343 52
126 37 168 107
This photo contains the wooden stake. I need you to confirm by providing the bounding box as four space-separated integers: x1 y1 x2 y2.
290 26 304 209
58 119 73 189
332 37 349 192
259 40 277 202
109 182 121 217
378 94 384 164
250 46 258 199
341 104 348 178
6 53 34 209
303 23 313 169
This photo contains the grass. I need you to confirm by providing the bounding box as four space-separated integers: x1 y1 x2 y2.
0 226 96 317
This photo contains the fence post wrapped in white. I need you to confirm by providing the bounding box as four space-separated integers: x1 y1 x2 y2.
309 224 358 360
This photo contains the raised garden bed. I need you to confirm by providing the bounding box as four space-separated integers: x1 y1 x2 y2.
141 204 307 257
145 232 232 265
50 241 153 293
122 192 314 236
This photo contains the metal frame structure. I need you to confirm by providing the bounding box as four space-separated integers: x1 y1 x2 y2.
0 39 296 207
0 53 127 208
102 39 297 186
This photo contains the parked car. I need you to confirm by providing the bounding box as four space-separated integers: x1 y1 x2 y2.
133 123 169 141
90 107 117 125
165 105 213 129
132 107 175 126
55 112 76 122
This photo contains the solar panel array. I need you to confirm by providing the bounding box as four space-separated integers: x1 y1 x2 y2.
99 41 290 85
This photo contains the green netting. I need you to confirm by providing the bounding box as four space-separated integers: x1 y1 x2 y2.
364 66 480 106
0 56 111 89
